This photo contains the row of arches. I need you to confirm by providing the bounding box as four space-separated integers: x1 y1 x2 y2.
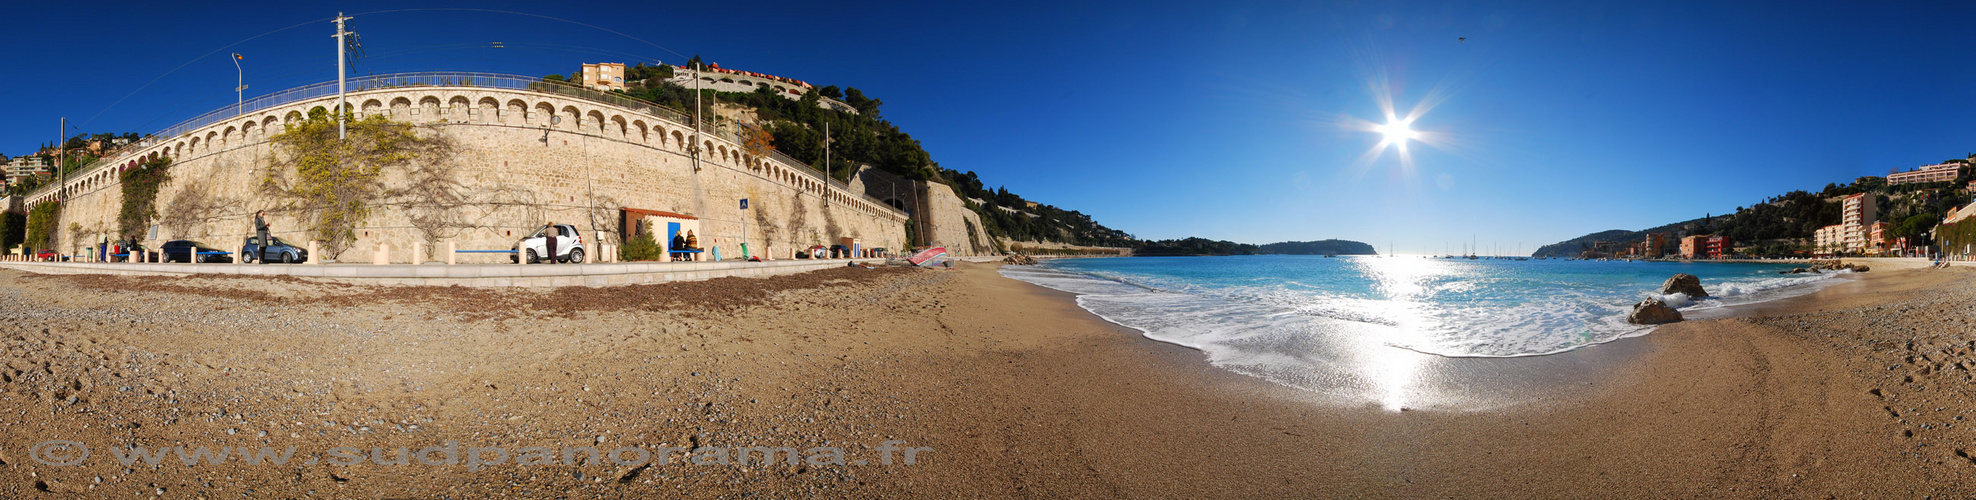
38 89 903 220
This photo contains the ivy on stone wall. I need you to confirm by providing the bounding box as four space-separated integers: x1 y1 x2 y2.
263 109 454 258
24 201 60 251
1942 218 1976 256
118 156 173 239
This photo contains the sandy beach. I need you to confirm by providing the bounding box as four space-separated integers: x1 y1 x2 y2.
0 261 1971 497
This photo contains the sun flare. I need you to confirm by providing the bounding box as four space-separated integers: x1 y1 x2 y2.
1376 120 1417 145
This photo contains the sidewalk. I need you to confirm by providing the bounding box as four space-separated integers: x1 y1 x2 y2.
0 259 908 287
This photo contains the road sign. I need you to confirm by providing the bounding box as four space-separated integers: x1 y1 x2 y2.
740 198 749 210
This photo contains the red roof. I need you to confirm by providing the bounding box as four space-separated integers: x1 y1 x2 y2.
621 207 697 220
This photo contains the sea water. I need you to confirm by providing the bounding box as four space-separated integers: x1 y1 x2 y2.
1000 255 1844 408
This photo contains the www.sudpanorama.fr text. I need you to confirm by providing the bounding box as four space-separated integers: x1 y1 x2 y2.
26 440 932 471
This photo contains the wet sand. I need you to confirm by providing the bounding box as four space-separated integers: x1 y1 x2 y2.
0 262 1969 497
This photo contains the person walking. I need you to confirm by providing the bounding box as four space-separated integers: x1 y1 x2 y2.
254 210 271 264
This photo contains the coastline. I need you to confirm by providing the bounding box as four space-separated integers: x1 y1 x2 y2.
965 261 1976 496
0 261 1970 496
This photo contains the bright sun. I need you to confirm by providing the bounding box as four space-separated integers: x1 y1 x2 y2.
1377 120 1417 145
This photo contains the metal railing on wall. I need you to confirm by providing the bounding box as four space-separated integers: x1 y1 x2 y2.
33 72 905 218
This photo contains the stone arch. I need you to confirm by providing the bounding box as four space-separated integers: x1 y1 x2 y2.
704 140 715 156
632 120 649 143
285 110 305 125
476 97 500 122
175 142 185 158
419 95 442 119
585 110 605 132
447 95 470 116
507 99 528 123
261 116 278 134
222 126 238 147
361 99 383 117
189 136 201 153
241 120 258 140
561 106 581 129
534 102 555 125
204 132 218 150
672 131 685 149
390 97 412 117
609 115 627 137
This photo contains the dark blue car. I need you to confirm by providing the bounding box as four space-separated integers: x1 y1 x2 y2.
160 240 232 263
241 236 309 264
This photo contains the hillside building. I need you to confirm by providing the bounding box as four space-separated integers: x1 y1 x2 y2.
1888 162 1962 186
580 63 627 92
4 155 50 186
1813 192 1895 256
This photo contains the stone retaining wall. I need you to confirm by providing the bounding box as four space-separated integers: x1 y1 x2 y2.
28 85 908 263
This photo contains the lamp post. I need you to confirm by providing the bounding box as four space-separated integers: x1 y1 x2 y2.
231 53 246 117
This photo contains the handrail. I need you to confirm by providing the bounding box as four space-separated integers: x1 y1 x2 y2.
31 71 906 218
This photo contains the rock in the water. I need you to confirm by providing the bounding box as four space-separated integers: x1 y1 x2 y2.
1002 254 1038 265
1660 273 1709 298
1628 298 1683 325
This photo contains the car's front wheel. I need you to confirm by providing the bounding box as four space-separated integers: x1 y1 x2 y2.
242 250 256 264
526 249 540 264
282 252 297 264
567 248 585 264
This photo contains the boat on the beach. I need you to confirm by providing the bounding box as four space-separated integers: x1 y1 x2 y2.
908 247 948 266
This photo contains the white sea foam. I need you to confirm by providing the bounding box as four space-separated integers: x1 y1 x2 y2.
997 259 1846 403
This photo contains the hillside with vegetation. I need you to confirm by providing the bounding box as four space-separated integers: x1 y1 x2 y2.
1534 157 1974 258
590 59 1132 249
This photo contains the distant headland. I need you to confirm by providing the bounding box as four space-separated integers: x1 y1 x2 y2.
1132 238 1376 257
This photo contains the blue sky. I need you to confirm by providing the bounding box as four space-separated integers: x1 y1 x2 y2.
4 1 1972 253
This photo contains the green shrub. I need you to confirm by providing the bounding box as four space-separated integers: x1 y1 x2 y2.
0 211 23 251
619 220 664 261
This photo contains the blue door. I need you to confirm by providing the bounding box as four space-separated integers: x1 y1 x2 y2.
667 222 682 251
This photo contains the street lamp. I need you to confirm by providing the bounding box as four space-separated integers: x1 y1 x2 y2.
540 115 561 144
231 53 247 116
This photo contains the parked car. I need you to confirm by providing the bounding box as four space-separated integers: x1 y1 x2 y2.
241 236 309 264
33 249 59 262
511 223 586 264
160 240 233 263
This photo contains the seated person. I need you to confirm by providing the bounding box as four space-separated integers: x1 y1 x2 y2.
671 232 689 261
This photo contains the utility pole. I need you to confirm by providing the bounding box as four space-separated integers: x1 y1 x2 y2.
57 117 65 201
823 121 831 203
691 61 702 173
332 12 354 140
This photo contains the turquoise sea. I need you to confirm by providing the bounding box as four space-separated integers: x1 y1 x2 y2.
1000 255 1846 409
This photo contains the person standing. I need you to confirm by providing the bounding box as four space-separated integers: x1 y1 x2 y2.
254 210 270 264
544 225 559 264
